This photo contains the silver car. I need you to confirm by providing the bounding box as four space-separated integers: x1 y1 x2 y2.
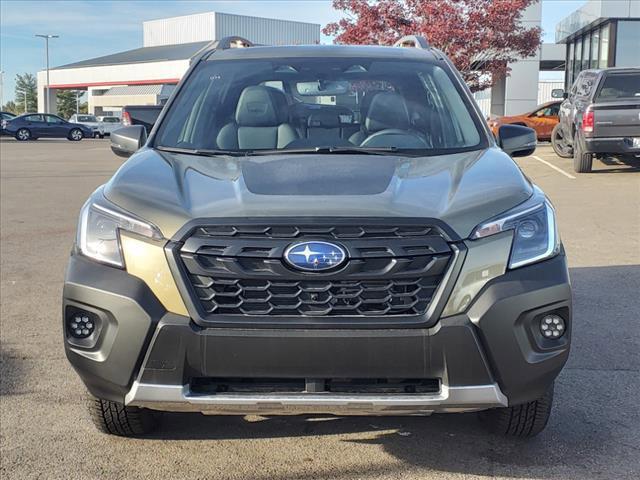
68 114 105 138
97 116 121 136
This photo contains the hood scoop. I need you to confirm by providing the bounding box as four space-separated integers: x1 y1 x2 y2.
241 155 396 195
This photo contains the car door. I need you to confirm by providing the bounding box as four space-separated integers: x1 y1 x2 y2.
528 104 560 139
23 114 47 137
45 115 68 137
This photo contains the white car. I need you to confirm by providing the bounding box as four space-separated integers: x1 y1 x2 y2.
68 114 105 138
97 116 121 136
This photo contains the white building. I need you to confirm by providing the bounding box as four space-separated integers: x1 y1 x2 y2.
37 12 320 115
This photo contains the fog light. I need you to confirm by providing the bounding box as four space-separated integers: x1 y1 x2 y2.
67 312 96 339
540 314 565 339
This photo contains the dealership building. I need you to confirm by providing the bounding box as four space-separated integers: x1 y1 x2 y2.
555 0 640 90
36 12 321 115
36 1 639 118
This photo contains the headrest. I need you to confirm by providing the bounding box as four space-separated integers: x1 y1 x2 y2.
365 92 411 132
360 90 385 117
307 111 341 129
235 86 289 127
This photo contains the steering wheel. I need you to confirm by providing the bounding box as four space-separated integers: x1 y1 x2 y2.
360 129 431 148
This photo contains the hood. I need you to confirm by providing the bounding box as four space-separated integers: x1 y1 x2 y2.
104 148 532 240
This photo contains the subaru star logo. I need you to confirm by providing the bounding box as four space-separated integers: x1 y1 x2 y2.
284 241 347 272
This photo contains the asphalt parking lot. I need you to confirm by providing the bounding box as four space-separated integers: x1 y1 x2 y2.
1 138 639 480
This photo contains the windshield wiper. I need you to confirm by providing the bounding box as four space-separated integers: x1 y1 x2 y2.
156 145 413 157
155 146 249 157
249 146 403 156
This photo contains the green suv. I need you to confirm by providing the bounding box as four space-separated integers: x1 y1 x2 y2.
64 36 571 438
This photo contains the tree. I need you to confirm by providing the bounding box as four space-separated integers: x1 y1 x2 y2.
57 90 82 120
15 73 38 113
324 0 542 92
2 101 18 114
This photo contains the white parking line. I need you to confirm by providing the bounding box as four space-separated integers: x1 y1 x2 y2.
531 155 576 179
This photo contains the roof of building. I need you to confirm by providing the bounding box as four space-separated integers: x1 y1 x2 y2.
54 41 210 70
103 84 176 96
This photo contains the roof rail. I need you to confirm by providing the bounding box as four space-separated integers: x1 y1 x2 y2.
213 36 254 50
191 36 254 64
393 35 430 49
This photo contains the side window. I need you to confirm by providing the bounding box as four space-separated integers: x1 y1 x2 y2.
46 115 62 124
26 114 45 123
576 73 596 97
549 104 560 116
533 107 549 117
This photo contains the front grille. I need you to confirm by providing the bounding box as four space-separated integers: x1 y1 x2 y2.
177 221 454 319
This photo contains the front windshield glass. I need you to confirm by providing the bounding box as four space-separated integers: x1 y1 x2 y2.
154 57 485 155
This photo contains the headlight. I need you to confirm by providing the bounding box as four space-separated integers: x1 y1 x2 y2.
77 197 163 268
471 190 560 269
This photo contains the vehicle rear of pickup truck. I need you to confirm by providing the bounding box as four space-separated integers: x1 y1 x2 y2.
571 68 640 172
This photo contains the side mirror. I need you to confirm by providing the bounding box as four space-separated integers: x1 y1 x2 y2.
110 125 147 158
497 124 536 157
551 88 565 99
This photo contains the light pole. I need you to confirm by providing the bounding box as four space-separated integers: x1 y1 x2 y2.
16 88 27 113
0 70 4 109
35 34 59 113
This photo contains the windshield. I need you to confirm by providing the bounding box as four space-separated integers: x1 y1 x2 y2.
154 57 485 155
102 117 120 123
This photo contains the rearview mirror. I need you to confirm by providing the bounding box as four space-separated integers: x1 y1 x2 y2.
497 124 536 157
110 125 147 158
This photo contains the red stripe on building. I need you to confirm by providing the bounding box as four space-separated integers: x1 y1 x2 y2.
48 78 181 89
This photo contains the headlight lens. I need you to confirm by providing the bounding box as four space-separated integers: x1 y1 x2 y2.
77 198 163 268
471 193 560 269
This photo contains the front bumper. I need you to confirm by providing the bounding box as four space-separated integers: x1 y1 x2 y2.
63 252 571 414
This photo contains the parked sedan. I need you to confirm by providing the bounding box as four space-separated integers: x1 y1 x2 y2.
1 111 16 135
4 113 93 141
488 101 561 141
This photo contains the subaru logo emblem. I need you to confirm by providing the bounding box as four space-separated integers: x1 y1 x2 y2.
284 241 347 272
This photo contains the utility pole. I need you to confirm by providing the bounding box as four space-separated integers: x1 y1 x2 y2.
35 34 59 113
0 70 4 110
16 89 27 113
76 90 79 115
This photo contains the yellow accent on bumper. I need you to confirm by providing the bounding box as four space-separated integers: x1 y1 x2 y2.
120 233 189 316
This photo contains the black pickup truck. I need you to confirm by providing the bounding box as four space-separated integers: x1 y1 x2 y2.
551 67 640 173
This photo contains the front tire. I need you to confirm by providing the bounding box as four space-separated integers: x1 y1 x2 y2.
88 397 160 436
551 124 572 158
573 133 593 173
480 384 554 437
15 128 31 141
69 128 84 141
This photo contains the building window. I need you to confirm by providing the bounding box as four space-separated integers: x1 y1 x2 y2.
567 41 575 88
590 29 599 68
581 33 590 71
599 23 610 68
615 20 640 67
574 38 582 81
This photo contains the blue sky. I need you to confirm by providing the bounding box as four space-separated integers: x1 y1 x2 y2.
0 0 585 104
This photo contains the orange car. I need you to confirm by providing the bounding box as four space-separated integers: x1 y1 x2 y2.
488 101 561 141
